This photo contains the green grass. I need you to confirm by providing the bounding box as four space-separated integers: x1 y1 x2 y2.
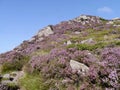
7 83 19 89
19 73 49 90
67 42 107 51
31 50 49 56
100 18 108 23
1 56 30 73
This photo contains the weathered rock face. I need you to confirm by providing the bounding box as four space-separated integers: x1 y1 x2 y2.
0 71 24 90
107 21 114 25
73 15 102 25
0 84 9 90
2 71 24 84
28 25 54 42
52 15 103 34
70 60 89 75
37 26 54 37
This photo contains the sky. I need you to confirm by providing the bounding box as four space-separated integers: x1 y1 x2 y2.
0 0 120 53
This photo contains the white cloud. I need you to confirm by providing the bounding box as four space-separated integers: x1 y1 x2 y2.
97 7 113 13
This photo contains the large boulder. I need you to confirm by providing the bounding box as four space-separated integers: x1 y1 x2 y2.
37 26 54 37
0 84 8 90
70 60 89 75
28 26 54 42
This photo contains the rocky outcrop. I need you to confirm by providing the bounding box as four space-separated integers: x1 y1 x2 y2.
0 84 9 90
73 15 102 25
1 71 24 85
70 60 89 75
107 21 114 24
112 17 120 21
37 26 54 37
28 25 54 42
0 71 24 90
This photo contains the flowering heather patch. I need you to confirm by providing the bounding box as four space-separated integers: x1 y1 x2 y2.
99 47 120 89
28 47 120 89
85 47 120 89
0 15 120 90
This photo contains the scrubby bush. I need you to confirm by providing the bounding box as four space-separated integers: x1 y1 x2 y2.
1 55 30 73
7 83 19 90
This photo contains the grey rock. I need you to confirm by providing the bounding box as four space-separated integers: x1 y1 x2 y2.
0 84 8 90
67 40 72 45
107 21 114 24
1 71 25 85
36 37 44 42
104 35 108 40
62 79 73 84
73 15 101 25
81 38 94 44
113 24 120 27
75 31 81 34
3 74 10 79
112 17 120 20
37 26 54 37
28 26 54 42
28 37 36 42
70 60 89 75
73 15 89 22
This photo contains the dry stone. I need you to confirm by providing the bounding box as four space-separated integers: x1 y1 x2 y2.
70 60 89 75
67 40 72 45
3 74 10 79
81 38 94 44
37 26 54 37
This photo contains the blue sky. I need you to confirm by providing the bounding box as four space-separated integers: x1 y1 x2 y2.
0 0 120 53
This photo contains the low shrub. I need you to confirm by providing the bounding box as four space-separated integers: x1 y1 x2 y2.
7 83 19 90
1 56 30 73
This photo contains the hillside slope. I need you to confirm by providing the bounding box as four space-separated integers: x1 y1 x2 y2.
0 15 120 90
